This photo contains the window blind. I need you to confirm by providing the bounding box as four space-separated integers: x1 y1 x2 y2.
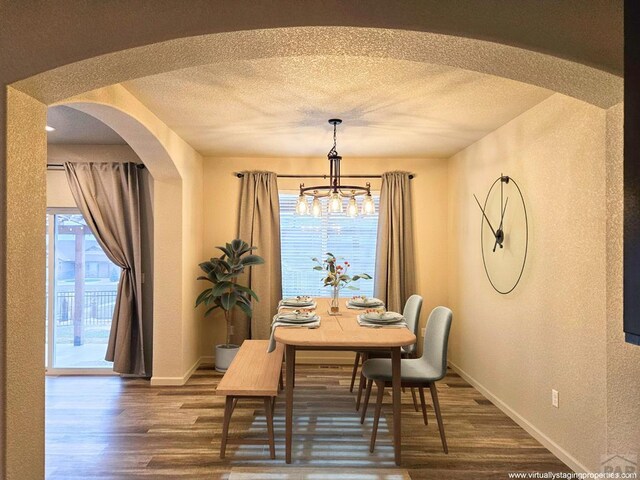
279 193 379 298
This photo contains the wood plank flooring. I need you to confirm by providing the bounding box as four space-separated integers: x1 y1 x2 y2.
45 364 572 479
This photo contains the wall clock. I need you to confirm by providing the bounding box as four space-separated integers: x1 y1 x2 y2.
473 174 528 294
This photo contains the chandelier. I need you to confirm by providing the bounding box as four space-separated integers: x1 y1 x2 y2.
295 119 376 217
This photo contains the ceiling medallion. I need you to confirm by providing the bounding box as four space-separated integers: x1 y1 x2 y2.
295 119 375 217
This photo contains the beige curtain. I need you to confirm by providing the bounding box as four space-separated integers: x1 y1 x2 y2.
236 171 282 342
64 162 145 376
374 171 416 313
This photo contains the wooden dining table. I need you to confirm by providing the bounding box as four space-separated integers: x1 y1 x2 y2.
274 297 416 465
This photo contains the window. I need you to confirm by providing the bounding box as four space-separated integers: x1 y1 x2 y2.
46 211 118 371
279 193 379 298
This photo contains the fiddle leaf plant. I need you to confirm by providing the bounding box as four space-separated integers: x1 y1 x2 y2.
196 239 264 346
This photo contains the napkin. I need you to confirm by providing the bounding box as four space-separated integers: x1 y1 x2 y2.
267 314 321 352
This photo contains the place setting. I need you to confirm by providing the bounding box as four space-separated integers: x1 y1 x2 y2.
357 309 408 329
268 296 321 352
347 295 385 310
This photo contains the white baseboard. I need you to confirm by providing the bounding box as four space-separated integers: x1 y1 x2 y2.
150 355 202 386
448 361 589 474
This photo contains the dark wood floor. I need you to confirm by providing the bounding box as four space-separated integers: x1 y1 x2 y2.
45 364 572 479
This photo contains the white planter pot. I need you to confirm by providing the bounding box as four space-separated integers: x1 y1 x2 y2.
215 344 240 372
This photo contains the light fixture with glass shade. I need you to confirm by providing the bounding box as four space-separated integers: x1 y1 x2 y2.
294 119 375 217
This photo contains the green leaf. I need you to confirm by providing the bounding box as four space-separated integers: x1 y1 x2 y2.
199 262 215 274
195 289 211 307
211 281 233 296
236 300 253 318
204 305 220 316
197 275 213 283
240 254 265 267
313 266 324 271
311 257 319 262
231 239 245 253
216 245 232 258
345 285 359 290
359 273 372 279
236 293 251 306
351 275 360 281
220 291 238 311
235 284 259 301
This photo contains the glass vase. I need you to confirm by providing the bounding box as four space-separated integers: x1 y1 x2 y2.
330 284 340 314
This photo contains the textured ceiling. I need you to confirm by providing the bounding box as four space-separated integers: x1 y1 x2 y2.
47 106 126 145
124 56 552 158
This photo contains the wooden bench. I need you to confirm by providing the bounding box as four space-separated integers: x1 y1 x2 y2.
215 340 284 459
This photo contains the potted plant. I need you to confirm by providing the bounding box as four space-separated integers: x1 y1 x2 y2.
313 253 371 313
196 239 264 372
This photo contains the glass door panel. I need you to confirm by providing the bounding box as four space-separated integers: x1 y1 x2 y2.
47 212 118 370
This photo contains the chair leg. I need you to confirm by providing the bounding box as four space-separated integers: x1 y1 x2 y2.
411 387 419 412
220 396 234 459
360 378 373 424
349 352 361 393
429 383 448 454
279 367 284 392
356 352 369 411
264 397 276 459
370 381 385 452
418 387 428 425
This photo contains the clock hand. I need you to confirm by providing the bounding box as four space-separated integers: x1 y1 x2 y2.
493 197 509 252
473 194 498 238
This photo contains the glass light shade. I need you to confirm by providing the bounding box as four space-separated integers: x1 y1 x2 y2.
362 193 375 215
347 196 359 217
295 194 310 215
329 192 343 212
311 197 322 217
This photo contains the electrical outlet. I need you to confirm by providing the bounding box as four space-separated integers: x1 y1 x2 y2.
551 389 559 408
421 327 426 337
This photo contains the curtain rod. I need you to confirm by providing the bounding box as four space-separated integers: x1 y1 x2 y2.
47 163 146 170
234 173 414 179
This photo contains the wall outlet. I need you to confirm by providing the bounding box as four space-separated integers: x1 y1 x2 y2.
551 389 559 408
421 327 426 337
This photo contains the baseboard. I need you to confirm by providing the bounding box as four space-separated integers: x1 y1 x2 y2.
448 361 589 474
150 355 202 386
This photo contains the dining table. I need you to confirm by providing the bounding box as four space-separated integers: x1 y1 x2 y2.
274 297 416 465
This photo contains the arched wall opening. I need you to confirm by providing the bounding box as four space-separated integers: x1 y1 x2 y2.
2 25 624 478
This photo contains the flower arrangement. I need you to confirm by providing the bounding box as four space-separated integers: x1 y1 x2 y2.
312 253 371 312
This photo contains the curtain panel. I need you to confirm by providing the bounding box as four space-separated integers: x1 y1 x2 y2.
374 171 416 313
236 171 282 342
64 162 146 376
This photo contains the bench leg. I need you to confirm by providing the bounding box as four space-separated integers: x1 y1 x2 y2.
220 396 234 459
264 396 276 459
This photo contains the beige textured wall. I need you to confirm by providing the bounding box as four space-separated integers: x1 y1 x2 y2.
201 156 449 362
606 103 640 456
4 87 47 480
447 93 608 471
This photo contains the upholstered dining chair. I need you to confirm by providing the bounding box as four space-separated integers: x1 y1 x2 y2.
360 306 453 454
351 295 423 412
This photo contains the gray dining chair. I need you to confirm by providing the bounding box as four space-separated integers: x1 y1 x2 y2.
360 306 453 454
352 295 423 412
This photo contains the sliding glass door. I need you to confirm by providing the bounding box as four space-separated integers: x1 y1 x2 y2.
46 209 118 372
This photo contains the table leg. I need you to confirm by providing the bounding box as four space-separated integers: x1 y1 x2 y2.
391 347 402 465
285 344 295 464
